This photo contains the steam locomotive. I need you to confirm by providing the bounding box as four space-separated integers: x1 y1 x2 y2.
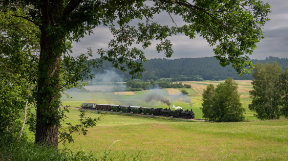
81 103 194 119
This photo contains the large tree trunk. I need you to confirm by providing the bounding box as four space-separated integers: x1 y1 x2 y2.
35 24 62 147
34 1 65 147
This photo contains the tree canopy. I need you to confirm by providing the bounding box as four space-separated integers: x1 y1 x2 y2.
2 0 270 73
0 8 38 138
1 0 270 146
249 62 288 119
202 79 244 122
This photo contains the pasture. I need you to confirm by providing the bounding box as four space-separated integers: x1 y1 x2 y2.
60 80 288 160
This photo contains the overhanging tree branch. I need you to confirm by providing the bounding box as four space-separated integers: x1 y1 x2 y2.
63 0 83 16
11 14 40 26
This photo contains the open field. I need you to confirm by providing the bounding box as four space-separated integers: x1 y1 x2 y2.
58 80 288 160
61 109 288 160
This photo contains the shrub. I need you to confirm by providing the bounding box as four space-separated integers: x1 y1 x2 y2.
181 89 189 95
202 79 245 122
184 84 191 88
0 78 27 138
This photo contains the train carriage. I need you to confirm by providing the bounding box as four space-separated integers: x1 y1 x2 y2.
80 103 194 119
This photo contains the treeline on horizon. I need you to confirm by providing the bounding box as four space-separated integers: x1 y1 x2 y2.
89 56 288 81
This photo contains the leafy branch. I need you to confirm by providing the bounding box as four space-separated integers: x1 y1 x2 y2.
58 110 101 144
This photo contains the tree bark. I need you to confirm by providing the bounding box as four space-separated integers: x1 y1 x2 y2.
34 0 69 147
35 23 63 147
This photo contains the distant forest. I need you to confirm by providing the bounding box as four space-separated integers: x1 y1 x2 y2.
90 57 288 81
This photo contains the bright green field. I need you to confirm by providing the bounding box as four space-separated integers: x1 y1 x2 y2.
60 80 288 160
62 109 288 160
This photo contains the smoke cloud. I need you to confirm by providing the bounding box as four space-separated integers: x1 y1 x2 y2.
170 93 192 107
84 70 126 92
63 71 192 109
145 93 171 108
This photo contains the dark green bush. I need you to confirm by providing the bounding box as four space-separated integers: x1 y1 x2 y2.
181 89 189 95
202 79 245 122
184 84 191 88
127 88 143 91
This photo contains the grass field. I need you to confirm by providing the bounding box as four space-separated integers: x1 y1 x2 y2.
62 109 288 160
60 80 288 160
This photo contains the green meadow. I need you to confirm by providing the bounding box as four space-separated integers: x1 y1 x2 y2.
60 80 288 160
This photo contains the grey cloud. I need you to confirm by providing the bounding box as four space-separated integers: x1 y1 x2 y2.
252 0 288 59
71 0 288 59
71 27 112 57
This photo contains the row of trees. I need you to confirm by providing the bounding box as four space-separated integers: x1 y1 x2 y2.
89 57 288 81
126 80 191 91
201 62 288 122
249 62 288 119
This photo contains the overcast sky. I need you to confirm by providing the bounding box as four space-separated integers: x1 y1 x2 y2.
72 0 288 60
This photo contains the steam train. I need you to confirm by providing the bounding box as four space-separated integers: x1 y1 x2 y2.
81 103 194 119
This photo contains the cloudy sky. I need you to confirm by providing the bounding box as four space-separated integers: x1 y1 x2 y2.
72 0 288 60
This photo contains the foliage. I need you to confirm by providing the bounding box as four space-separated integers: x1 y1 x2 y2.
126 80 190 91
61 49 101 89
249 62 288 119
1 0 270 73
249 62 283 119
0 78 25 138
183 84 192 88
59 110 101 144
0 9 99 145
0 8 38 138
202 84 216 120
202 79 245 122
181 89 189 95
279 68 288 117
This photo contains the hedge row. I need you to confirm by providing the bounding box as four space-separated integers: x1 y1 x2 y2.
82 103 194 119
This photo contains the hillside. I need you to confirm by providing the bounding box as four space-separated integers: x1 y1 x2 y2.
90 56 288 81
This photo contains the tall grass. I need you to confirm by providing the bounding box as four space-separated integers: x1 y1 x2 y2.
0 139 142 161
